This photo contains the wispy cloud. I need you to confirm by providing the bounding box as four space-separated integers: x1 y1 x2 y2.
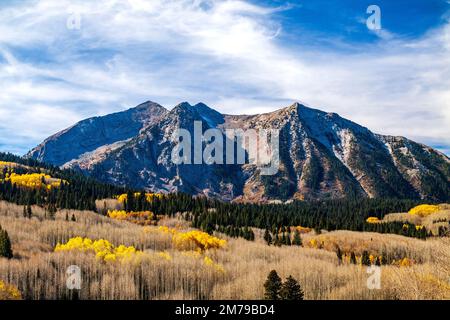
0 0 449 155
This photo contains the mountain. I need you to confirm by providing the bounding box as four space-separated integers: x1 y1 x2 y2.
28 101 167 166
27 101 450 202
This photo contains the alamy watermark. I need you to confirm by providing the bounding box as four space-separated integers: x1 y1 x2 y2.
67 7 81 30
366 265 381 290
366 5 382 31
66 265 82 290
171 121 280 175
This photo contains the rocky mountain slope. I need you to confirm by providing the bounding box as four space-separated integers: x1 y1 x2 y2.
27 101 450 202
29 101 167 166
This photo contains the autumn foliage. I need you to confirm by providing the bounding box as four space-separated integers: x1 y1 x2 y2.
0 280 22 300
2 173 65 190
0 161 19 168
55 237 149 263
116 193 164 203
366 217 381 224
158 226 227 252
107 210 156 226
155 226 226 272
408 204 440 217
292 226 312 233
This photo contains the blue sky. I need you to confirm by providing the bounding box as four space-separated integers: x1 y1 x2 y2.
0 0 449 155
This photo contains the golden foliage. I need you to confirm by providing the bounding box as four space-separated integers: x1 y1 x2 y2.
292 226 312 233
157 251 172 261
393 257 414 267
309 238 318 248
181 250 202 259
107 210 155 226
382 205 450 236
55 237 146 264
203 256 225 273
408 204 440 217
157 226 227 251
107 210 128 220
0 280 22 300
3 173 65 190
308 238 325 249
172 230 227 252
116 193 164 203
180 251 224 273
0 161 18 168
366 217 381 224
158 225 179 235
157 226 226 271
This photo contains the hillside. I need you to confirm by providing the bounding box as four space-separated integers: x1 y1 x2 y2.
0 200 449 300
1 152 449 300
0 151 432 237
0 152 128 211
27 101 450 202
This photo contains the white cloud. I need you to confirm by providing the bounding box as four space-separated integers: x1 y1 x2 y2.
0 0 449 155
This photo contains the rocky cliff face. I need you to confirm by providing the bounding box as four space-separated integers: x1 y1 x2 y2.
27 101 450 202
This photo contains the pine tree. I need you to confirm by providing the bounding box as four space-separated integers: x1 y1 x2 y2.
248 229 255 241
285 231 292 246
274 233 281 246
336 246 343 264
361 250 371 266
264 229 272 245
102 201 108 216
264 270 282 300
375 256 381 266
125 190 134 212
380 251 388 265
293 230 302 246
280 275 304 300
26 205 32 219
350 252 357 264
281 232 286 245
48 204 56 220
0 225 13 259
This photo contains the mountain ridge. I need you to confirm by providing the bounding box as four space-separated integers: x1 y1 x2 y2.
27 101 450 202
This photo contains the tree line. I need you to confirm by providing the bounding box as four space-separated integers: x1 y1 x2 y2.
144 193 429 239
0 152 128 211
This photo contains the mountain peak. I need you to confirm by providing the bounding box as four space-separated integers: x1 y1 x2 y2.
193 102 224 125
170 101 224 126
27 99 450 202
194 102 209 108
26 101 168 166
272 102 313 115
134 100 166 111
174 101 192 110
